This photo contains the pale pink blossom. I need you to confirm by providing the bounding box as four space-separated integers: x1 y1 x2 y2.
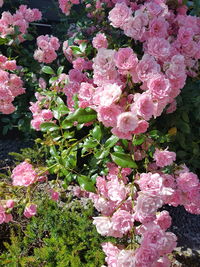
12 161 37 187
24 204 37 218
117 112 138 133
92 33 108 49
108 3 132 28
154 148 176 167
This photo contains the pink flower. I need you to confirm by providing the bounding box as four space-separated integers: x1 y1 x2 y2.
134 93 154 120
102 242 120 267
92 33 108 49
147 37 171 61
134 194 163 223
114 47 138 71
132 120 149 134
117 249 135 266
155 211 172 230
111 210 133 236
153 148 176 167
108 3 132 28
50 189 60 201
78 82 94 108
136 54 161 82
97 104 121 127
149 17 169 38
24 204 37 218
117 112 138 133
99 83 122 107
147 74 171 102
176 172 199 193
6 200 15 209
107 179 127 203
12 161 37 186
0 0 4 7
135 246 158 267
93 216 113 236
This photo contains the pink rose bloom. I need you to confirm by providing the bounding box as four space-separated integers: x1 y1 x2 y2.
111 210 133 237
136 173 163 195
99 83 122 107
123 12 148 41
176 172 199 193
96 176 108 198
132 120 149 134
92 33 108 49
72 57 87 71
4 213 13 223
0 0 4 7
136 54 161 82
134 194 163 223
6 199 15 209
108 3 132 28
117 112 138 133
24 204 37 218
177 27 193 46
134 93 154 120
149 17 169 38
153 148 176 167
114 47 138 71
97 104 121 127
147 74 171 102
107 179 127 203
117 249 135 266
90 194 116 216
78 82 94 108
135 246 159 267
50 189 60 201
155 211 172 230
147 37 171 61
93 216 113 236
11 161 37 186
102 242 120 267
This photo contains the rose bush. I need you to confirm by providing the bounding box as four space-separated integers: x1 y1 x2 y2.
0 0 200 266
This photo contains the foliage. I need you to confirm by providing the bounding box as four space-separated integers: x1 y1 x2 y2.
0 197 111 266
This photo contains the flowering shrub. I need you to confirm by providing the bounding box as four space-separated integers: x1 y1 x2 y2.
1 0 200 266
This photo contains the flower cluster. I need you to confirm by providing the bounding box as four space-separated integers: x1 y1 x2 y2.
34 35 60 64
58 0 80 16
88 145 200 266
29 92 53 131
0 54 25 114
0 5 41 42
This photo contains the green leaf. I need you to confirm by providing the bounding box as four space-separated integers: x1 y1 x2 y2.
40 122 59 132
61 119 73 129
104 135 119 148
41 66 55 75
132 135 145 146
0 37 9 45
94 149 110 159
78 175 96 192
57 66 64 76
91 125 102 141
111 152 138 168
65 108 97 124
